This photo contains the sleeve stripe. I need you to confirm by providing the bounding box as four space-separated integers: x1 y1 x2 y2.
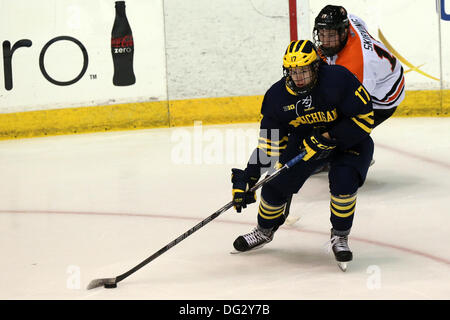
258 136 289 145
256 147 282 157
355 116 374 127
351 117 372 134
356 111 374 125
257 143 287 150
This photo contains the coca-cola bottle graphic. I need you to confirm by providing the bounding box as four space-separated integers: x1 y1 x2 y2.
111 1 135 86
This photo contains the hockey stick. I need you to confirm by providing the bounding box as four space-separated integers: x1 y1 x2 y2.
86 151 306 290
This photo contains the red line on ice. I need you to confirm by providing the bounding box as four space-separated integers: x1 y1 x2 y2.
2 209 449 266
376 143 450 169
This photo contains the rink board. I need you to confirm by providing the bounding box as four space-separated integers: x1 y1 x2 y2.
0 89 448 140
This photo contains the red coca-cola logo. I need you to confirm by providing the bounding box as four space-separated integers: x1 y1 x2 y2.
111 35 134 48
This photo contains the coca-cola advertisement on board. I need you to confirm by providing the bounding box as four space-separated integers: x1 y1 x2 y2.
0 0 166 113
111 1 136 86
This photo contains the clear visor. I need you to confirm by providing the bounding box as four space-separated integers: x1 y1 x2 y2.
289 66 314 88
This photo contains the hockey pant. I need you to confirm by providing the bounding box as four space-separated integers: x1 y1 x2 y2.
257 137 374 232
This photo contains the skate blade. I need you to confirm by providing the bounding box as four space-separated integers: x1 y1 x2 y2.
230 244 266 254
337 262 348 272
285 216 300 226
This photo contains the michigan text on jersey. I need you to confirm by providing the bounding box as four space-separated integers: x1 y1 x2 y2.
289 108 338 127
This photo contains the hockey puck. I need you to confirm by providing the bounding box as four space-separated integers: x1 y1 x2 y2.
104 283 117 289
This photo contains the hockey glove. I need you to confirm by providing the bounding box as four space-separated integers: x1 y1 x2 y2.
302 131 337 161
231 168 258 213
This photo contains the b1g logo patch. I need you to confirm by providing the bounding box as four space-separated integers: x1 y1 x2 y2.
282 104 295 112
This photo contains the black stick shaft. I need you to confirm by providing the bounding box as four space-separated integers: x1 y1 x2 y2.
116 201 234 282
115 165 290 284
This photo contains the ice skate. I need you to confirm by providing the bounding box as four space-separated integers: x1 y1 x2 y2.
328 228 353 272
232 226 274 253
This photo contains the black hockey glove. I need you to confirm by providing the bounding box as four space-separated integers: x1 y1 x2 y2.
302 131 337 161
231 168 258 213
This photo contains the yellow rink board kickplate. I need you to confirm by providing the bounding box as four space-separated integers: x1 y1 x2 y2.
0 90 448 140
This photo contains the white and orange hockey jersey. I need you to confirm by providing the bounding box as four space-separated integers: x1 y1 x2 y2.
322 14 405 110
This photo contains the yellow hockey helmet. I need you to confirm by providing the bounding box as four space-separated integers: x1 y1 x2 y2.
283 40 320 96
283 40 318 68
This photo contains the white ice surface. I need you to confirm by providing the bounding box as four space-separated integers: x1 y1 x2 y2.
0 118 449 299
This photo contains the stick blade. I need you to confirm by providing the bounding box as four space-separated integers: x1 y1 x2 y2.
86 277 117 290
285 216 300 226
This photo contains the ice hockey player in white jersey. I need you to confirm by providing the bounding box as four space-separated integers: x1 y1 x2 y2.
313 5 405 127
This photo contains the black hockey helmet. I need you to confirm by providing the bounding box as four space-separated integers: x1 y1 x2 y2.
313 5 349 57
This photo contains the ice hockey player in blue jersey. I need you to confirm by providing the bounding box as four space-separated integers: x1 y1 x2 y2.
230 40 374 271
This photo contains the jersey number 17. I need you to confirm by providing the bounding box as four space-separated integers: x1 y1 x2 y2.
355 85 371 105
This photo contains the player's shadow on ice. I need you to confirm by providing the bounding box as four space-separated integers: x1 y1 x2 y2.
294 170 426 202
359 170 427 195
240 246 400 274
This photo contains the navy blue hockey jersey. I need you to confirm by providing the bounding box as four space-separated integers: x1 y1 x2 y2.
246 63 374 177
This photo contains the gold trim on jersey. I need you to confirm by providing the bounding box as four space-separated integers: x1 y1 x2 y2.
285 84 298 96
258 136 289 145
257 135 288 157
351 116 373 133
257 143 287 150
356 111 375 125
